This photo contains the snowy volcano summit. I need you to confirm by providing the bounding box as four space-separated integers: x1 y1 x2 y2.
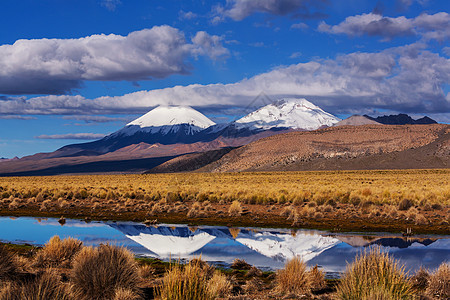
121 105 216 136
127 105 215 131
41 98 341 160
236 98 341 130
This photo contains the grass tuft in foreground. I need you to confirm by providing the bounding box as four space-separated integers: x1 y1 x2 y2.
157 258 231 300
336 247 413 300
0 245 19 281
275 256 326 297
426 262 449 299
33 235 82 268
71 244 140 300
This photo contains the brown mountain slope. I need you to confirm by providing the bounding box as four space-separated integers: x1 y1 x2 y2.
199 124 450 172
0 130 289 176
334 115 381 126
145 147 235 174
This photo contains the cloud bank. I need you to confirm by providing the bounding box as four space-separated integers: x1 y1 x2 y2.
212 0 327 23
0 26 229 95
36 133 106 140
319 12 450 41
0 44 448 116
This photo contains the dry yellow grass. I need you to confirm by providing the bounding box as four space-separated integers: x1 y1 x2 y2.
0 170 447 208
275 256 321 296
228 200 242 216
426 263 449 299
33 235 83 268
336 247 414 300
157 258 229 300
71 244 140 300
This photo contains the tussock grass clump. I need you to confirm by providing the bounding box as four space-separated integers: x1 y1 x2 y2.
113 287 140 300
411 267 430 290
275 256 311 296
0 245 19 281
228 200 242 217
308 265 326 292
157 258 228 300
207 271 232 298
16 269 71 300
398 199 413 211
34 235 83 268
231 258 251 270
71 244 140 300
336 247 413 300
426 263 449 299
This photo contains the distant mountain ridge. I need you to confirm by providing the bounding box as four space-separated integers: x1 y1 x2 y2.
364 113 437 125
334 115 381 126
30 98 341 159
1 99 446 176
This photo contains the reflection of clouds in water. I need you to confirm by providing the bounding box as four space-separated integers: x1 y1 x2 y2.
35 220 106 228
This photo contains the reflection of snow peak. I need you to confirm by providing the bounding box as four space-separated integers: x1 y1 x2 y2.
110 224 216 257
125 232 216 257
236 232 340 262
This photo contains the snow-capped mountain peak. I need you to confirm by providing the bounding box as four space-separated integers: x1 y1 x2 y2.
127 105 215 129
112 105 216 137
236 98 341 130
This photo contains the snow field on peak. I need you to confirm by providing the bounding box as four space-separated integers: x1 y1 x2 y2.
236 98 341 130
127 105 216 129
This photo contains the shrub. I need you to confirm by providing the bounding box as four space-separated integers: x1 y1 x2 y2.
415 214 428 225
398 199 413 211
411 267 430 290
275 256 310 296
243 277 264 295
228 200 242 217
17 269 71 300
426 263 449 299
138 264 154 280
431 203 443 210
207 272 232 298
0 245 19 281
157 259 213 300
187 202 202 218
71 244 140 300
308 265 326 292
280 206 295 220
336 247 413 300
113 288 140 300
8 200 19 210
34 236 83 268
231 259 251 270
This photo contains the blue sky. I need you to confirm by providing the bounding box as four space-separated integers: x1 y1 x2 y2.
0 0 449 158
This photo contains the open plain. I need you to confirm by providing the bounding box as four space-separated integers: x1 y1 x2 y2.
1 169 448 234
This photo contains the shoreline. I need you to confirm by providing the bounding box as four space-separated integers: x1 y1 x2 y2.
1 203 449 235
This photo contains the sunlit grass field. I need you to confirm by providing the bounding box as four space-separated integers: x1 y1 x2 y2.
0 170 448 233
0 170 448 207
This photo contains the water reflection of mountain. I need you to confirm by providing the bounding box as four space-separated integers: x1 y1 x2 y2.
110 223 448 273
110 224 340 262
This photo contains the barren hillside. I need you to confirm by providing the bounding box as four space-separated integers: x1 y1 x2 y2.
200 124 450 172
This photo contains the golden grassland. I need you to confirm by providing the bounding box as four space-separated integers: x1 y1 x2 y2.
0 169 449 233
0 237 449 300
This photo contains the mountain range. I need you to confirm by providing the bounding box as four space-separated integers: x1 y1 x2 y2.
0 98 445 176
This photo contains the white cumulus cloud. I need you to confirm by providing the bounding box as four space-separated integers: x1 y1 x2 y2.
0 26 229 95
0 44 448 116
319 12 450 41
